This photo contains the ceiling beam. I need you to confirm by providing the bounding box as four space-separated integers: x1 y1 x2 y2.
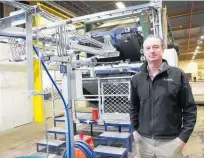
180 45 204 49
174 33 201 40
179 48 204 52
179 54 204 60
168 6 203 19
179 52 204 55
179 56 203 61
171 24 202 31
178 40 204 45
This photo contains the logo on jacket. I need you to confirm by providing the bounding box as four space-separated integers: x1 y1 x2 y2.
163 78 174 82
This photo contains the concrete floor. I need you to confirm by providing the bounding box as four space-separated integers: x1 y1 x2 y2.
0 106 204 158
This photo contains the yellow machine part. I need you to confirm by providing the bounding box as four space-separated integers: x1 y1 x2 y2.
32 58 44 122
32 15 44 122
37 2 83 26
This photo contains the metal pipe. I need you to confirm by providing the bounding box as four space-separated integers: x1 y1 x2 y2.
78 99 99 101
44 1 79 17
71 1 161 23
38 19 72 31
37 2 68 19
72 57 97 67
183 1 187 42
158 8 163 39
82 76 132 81
37 2 83 26
186 2 194 60
1 0 30 9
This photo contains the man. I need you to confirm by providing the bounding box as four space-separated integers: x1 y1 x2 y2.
129 35 197 158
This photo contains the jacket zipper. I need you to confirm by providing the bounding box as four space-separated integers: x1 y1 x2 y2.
151 75 158 139
148 76 154 139
149 68 167 139
151 80 154 139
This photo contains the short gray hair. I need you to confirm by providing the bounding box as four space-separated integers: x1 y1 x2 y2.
143 34 164 47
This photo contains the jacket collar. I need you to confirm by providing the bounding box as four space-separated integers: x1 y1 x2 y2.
140 59 170 73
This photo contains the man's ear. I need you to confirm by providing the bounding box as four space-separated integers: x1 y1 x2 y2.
161 45 165 53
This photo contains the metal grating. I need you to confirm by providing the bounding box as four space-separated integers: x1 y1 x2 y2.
53 90 62 100
103 82 129 95
9 38 26 62
102 81 130 113
52 82 62 100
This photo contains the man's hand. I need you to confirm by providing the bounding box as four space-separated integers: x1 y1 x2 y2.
133 131 137 140
176 137 185 149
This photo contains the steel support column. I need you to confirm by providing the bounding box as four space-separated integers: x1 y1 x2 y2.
25 10 34 121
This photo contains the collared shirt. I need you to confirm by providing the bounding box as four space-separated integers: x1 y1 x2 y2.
147 62 165 80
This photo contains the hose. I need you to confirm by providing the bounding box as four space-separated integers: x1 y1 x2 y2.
0 34 96 158
33 46 71 158
63 140 96 158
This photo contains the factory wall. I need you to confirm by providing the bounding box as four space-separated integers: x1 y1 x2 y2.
3 4 15 17
0 43 33 131
179 59 204 80
0 43 64 131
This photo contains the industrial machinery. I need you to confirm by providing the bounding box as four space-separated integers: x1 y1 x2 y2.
0 0 178 157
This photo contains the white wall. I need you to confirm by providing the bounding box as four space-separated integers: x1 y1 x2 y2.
0 70 33 131
0 43 33 131
179 59 204 80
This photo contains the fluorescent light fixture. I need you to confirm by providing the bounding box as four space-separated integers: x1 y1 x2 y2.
196 46 200 49
201 35 204 39
115 2 126 9
197 40 203 44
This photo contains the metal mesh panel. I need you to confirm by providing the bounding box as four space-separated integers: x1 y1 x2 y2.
53 89 62 100
9 38 26 62
104 96 129 113
52 83 62 100
102 81 130 113
103 82 129 95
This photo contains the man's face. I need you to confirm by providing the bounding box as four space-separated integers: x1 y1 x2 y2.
143 37 164 62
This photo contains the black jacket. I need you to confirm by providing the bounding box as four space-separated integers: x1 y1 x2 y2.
129 60 197 143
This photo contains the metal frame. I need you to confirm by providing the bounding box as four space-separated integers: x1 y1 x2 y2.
101 80 130 114
94 146 128 158
104 122 132 133
61 65 75 158
98 133 132 152
71 1 162 23
25 10 34 92
51 80 62 119
36 141 65 155
73 76 132 125
47 127 66 140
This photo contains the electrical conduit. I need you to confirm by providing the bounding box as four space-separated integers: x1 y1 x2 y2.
186 2 194 60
